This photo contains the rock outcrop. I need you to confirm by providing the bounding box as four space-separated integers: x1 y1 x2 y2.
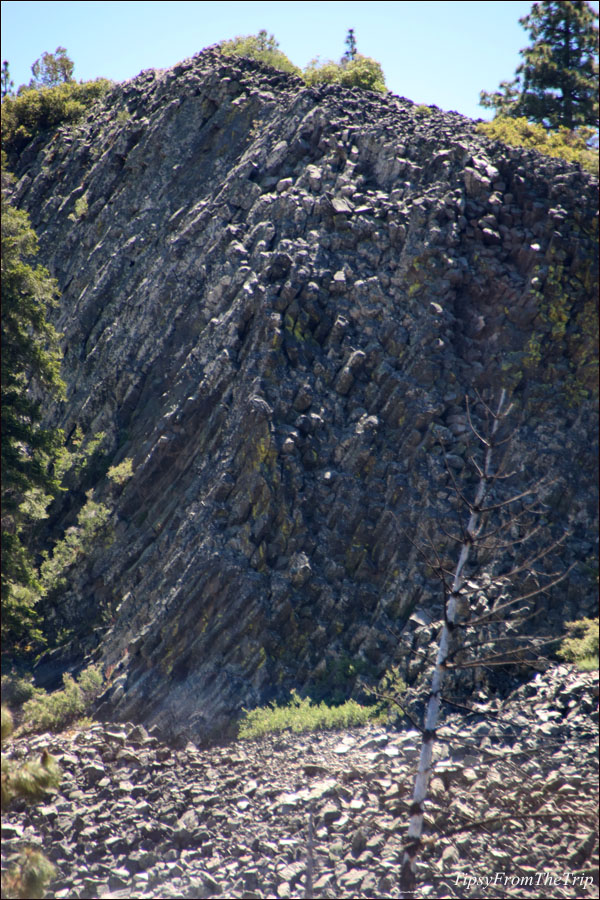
2 666 598 899
8 49 598 741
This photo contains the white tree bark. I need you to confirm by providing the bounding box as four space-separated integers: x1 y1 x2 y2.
400 390 508 894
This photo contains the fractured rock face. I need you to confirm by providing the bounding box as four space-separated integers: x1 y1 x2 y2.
9 49 598 742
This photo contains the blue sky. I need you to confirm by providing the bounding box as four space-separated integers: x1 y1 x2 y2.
1 1 596 120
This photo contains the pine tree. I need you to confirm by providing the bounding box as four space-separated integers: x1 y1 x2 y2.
2 60 14 98
29 47 74 88
342 28 358 64
1 159 65 651
480 1 599 131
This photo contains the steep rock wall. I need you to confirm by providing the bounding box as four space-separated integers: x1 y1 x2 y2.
10 50 598 742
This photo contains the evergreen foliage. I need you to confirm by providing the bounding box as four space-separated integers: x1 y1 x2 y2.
477 115 599 173
1 709 61 807
1 706 59 899
29 47 74 88
304 54 386 92
558 617 599 670
1 161 65 650
342 28 358 63
239 667 405 739
20 665 104 734
219 30 301 76
2 60 14 98
1 78 112 158
2 849 57 900
1 673 39 708
480 1 599 131
219 29 387 93
1 157 127 655
304 28 386 92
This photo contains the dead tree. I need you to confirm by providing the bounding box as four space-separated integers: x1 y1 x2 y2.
398 388 572 895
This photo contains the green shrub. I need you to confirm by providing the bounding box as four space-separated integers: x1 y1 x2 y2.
21 664 104 733
1 716 60 808
219 30 301 77
68 193 88 221
0 673 39 708
2 848 57 900
107 456 134 485
1 705 59 898
238 689 384 739
477 116 598 175
338 55 386 92
38 492 111 595
219 31 386 93
304 54 386 93
1 79 112 156
303 58 342 86
557 617 599 671
2 702 61 806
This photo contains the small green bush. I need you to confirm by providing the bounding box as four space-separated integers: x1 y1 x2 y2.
220 31 386 93
1 79 112 156
69 194 88 220
38 492 111 594
238 689 384 739
303 58 342 86
2 708 60 900
2 703 60 808
304 54 386 93
477 116 598 175
219 30 301 77
557 617 599 671
1 673 39 708
2 848 57 900
107 457 134 485
21 664 104 733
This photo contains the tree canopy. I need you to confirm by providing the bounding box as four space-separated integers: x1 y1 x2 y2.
1 78 112 159
219 30 301 76
2 61 14 98
480 1 599 131
219 29 387 93
29 46 74 88
1 160 65 650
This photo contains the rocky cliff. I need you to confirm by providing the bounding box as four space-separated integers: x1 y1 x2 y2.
9 49 598 743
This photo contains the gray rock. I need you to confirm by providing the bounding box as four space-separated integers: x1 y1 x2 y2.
4 48 596 751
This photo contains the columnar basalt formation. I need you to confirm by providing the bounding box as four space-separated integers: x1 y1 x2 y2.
9 49 598 742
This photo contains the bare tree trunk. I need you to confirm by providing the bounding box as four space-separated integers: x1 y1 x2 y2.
400 390 509 893
305 806 314 899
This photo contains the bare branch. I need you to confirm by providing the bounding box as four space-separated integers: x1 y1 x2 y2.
431 810 595 841
395 388 575 896
463 568 573 625
444 631 557 661
465 393 490 447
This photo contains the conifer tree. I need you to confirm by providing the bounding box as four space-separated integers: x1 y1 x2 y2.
342 28 358 63
1 159 65 650
2 60 14 98
480 1 599 130
29 47 74 88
